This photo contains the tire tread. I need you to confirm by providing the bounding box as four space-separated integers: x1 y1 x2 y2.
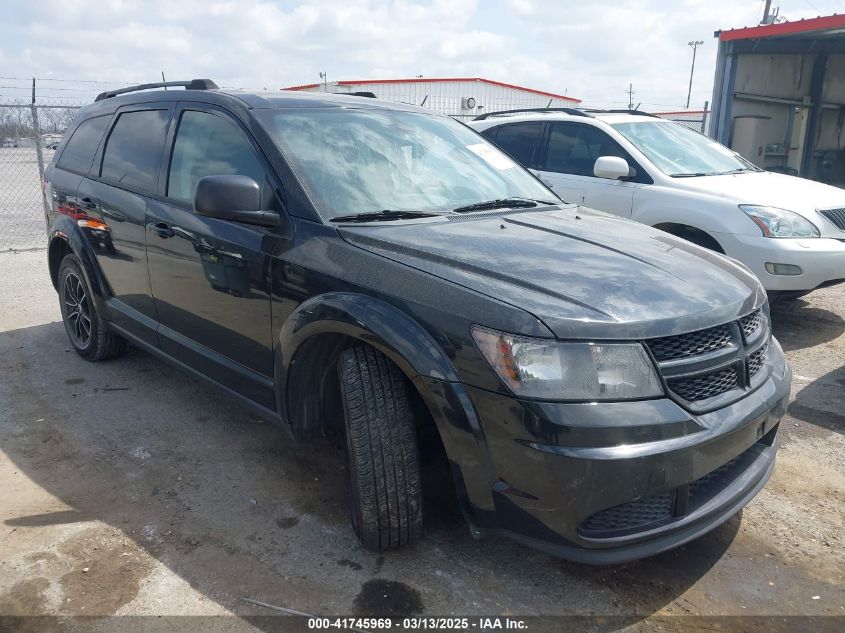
339 346 422 550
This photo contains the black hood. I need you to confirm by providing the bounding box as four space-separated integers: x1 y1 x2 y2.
338 207 765 339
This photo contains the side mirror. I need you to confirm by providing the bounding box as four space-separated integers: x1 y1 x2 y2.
194 174 279 228
593 156 631 180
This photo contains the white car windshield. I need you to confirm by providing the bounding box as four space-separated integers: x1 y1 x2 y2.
257 108 556 220
612 121 758 177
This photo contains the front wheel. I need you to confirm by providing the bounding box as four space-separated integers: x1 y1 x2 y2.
768 290 811 303
58 254 126 361
338 346 422 550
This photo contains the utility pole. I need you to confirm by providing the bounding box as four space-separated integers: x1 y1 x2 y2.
761 0 772 24
319 71 327 92
626 83 635 110
686 40 703 109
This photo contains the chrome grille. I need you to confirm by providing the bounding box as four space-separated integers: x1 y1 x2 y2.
819 207 845 230
645 324 732 362
667 366 739 401
739 309 763 340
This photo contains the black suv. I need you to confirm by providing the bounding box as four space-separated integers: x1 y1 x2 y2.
44 79 791 563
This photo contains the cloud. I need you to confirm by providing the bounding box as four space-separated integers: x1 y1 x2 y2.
0 0 838 108
439 31 511 59
505 0 535 16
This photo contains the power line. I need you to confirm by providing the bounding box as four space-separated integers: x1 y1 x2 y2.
0 76 140 85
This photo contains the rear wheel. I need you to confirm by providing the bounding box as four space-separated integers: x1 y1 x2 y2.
338 346 422 550
58 254 126 361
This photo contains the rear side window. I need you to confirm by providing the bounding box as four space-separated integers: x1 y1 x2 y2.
100 109 170 192
489 122 544 167
167 110 265 204
57 115 110 174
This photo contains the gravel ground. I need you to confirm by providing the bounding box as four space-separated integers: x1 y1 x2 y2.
0 250 842 632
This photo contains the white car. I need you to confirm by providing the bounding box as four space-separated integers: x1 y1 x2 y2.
469 109 845 299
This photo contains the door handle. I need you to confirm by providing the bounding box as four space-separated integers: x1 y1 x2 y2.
149 222 174 239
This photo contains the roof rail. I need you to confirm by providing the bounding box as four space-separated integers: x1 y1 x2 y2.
579 108 660 118
95 79 218 102
473 107 592 121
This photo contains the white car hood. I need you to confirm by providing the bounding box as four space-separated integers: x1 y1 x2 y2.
672 170 845 232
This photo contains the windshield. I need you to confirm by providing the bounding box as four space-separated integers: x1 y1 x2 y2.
611 121 757 177
256 108 555 220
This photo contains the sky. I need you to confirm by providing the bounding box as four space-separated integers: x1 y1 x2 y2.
1 0 844 109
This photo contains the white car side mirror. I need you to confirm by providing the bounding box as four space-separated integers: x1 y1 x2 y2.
594 156 631 180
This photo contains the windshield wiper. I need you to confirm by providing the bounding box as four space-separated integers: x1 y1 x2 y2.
452 197 555 214
719 167 758 174
673 167 757 178
329 210 439 223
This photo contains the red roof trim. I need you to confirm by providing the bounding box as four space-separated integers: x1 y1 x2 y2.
283 77 580 103
718 13 845 41
283 82 320 90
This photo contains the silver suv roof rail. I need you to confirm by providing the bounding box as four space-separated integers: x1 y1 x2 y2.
473 107 592 121
579 108 660 118
95 79 218 102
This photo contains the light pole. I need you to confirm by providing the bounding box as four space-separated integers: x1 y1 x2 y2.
686 40 703 109
319 71 327 92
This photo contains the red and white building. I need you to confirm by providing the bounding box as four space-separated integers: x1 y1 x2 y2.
282 77 580 121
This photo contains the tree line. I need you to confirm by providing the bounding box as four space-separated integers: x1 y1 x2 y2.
0 104 80 139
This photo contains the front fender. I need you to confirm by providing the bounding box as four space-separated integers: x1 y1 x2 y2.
278 292 461 389
632 191 751 236
49 215 112 319
276 292 498 514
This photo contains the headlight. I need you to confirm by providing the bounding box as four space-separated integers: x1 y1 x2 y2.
471 327 664 400
739 205 819 238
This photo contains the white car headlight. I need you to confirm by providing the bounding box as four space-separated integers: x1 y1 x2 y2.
740 205 819 238
471 327 664 400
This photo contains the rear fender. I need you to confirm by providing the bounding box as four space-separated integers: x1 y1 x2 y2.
48 215 112 319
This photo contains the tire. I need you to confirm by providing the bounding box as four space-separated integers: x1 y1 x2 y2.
768 290 810 303
58 254 126 361
338 346 422 550
660 226 724 254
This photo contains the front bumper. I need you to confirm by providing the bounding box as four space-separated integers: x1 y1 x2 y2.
462 338 791 564
716 232 845 292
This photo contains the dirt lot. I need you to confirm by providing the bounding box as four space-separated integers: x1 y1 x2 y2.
0 250 843 632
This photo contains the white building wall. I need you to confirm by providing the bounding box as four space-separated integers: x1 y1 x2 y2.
293 79 578 120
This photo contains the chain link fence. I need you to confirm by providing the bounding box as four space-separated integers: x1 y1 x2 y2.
656 107 711 134
0 77 123 253
1 99 82 252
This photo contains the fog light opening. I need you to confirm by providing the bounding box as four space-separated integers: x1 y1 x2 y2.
765 262 803 276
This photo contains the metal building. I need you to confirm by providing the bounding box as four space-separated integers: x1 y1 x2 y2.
283 77 581 121
710 14 845 186
653 109 710 133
